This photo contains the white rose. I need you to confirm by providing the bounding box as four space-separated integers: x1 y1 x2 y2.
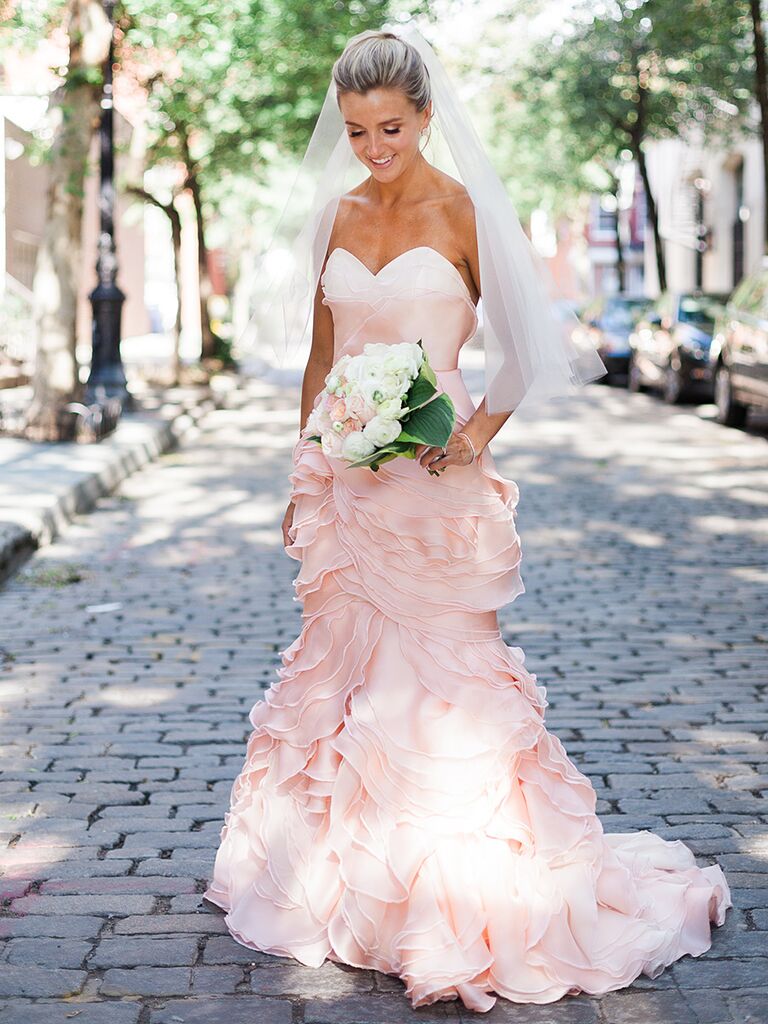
380 350 405 373
363 359 385 381
363 416 402 447
309 407 332 434
321 431 344 458
343 355 368 384
401 340 424 364
382 344 421 379
379 371 410 399
359 378 386 407
401 344 424 379
342 432 377 461
376 397 404 420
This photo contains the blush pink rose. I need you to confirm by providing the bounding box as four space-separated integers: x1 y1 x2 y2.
346 392 377 424
330 399 348 421
337 417 360 437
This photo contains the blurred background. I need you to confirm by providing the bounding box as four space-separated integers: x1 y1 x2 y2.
2 0 768 440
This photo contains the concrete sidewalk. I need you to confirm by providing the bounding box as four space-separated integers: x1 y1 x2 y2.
0 373 247 582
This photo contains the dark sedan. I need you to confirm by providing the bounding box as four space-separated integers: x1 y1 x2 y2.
627 291 729 403
575 294 653 381
710 265 768 426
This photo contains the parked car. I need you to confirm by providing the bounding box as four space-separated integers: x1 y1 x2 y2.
709 264 768 426
575 294 652 381
627 291 730 403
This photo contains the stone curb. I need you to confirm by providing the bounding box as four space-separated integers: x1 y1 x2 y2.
0 372 248 583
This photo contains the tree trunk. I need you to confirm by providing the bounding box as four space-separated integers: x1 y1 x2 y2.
169 212 183 382
634 140 666 293
750 0 768 254
629 54 667 294
23 0 112 440
179 129 217 361
128 186 183 384
187 170 217 361
610 177 626 293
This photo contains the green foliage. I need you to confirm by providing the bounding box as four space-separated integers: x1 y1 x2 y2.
396 392 455 446
403 373 436 412
484 0 755 222
119 0 396 206
64 63 103 90
0 0 68 50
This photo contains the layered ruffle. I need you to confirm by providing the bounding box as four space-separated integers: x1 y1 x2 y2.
204 402 732 1012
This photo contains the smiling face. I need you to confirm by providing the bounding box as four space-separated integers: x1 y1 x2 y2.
338 87 431 181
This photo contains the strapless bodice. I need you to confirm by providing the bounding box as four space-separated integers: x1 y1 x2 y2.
320 246 478 371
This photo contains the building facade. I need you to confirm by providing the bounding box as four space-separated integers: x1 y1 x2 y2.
644 134 764 297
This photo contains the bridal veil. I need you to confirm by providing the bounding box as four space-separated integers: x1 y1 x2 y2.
240 22 607 418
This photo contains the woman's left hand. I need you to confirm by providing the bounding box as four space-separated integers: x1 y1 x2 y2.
416 430 477 475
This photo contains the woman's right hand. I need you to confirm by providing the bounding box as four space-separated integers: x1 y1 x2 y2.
281 500 296 549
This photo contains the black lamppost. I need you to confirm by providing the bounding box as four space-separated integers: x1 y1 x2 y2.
693 176 712 293
84 0 130 410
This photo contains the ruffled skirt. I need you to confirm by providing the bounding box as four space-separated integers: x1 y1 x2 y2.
203 369 732 1012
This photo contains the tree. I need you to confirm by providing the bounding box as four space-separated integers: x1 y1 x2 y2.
127 182 184 381
5 0 112 439
493 0 752 292
119 0 395 363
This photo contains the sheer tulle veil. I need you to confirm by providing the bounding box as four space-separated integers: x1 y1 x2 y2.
240 22 607 418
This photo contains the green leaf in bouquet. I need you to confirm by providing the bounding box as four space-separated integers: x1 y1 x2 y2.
403 373 437 413
348 440 415 471
411 339 437 386
398 394 455 447
369 451 401 471
420 356 437 388
307 435 321 443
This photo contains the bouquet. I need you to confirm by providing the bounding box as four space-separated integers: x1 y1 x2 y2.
304 341 455 474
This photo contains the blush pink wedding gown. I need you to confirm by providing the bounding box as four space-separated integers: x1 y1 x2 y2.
203 246 732 1012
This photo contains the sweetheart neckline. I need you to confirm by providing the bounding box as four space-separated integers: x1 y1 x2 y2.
326 246 476 306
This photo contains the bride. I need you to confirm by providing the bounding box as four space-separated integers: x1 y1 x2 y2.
204 27 731 1013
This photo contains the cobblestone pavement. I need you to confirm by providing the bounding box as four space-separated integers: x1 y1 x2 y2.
0 373 767 1024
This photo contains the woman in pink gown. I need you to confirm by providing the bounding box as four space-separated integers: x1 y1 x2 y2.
203 30 732 1013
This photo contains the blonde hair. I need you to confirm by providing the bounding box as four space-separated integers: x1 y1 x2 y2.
333 31 431 112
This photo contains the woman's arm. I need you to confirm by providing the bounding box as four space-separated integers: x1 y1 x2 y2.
298 274 335 436
418 193 514 472
456 193 515 456
283 271 335 547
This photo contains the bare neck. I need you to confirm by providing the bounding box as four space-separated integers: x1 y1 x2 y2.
362 154 436 210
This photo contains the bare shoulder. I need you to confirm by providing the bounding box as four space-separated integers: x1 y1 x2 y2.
430 170 477 246
339 180 372 211
428 171 480 296
446 186 477 243
321 187 367 259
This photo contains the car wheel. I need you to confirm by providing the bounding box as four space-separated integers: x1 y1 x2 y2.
663 362 685 404
627 355 644 393
714 364 747 427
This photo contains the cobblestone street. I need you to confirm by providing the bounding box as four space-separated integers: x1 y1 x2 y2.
1 373 767 1024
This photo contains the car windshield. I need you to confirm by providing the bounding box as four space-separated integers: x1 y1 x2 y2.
678 295 728 327
602 300 648 330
